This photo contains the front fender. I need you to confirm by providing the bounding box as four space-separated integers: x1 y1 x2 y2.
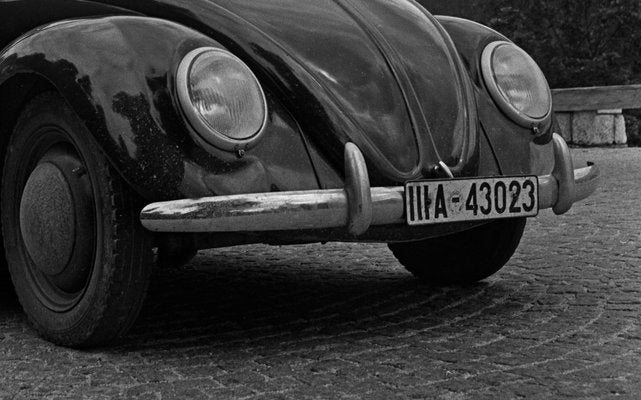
437 16 555 177
0 16 320 200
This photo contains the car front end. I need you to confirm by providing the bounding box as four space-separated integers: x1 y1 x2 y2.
0 0 600 347
132 0 599 242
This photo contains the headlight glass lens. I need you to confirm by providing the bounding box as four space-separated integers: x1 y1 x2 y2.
177 48 267 149
482 41 552 125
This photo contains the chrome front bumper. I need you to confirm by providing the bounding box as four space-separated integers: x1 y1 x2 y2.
140 134 599 235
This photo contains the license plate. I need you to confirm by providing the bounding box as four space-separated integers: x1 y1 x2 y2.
405 176 539 225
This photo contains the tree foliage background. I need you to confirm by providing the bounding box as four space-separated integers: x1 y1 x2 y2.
419 0 641 88
419 0 641 145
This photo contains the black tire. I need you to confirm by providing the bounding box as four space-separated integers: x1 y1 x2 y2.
389 218 527 285
0 231 12 296
1 92 153 347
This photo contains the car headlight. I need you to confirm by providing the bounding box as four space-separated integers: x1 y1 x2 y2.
481 41 552 129
176 47 267 151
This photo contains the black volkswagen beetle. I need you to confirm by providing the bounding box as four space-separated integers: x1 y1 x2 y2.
0 0 599 347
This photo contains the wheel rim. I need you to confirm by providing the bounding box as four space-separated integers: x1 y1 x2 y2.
17 127 97 312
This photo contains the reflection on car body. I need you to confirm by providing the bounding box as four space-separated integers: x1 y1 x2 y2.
0 0 598 347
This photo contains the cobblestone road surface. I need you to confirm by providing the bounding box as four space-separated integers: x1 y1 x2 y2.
1 148 640 399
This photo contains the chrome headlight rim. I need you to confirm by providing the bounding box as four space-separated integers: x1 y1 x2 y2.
176 47 268 152
481 40 553 129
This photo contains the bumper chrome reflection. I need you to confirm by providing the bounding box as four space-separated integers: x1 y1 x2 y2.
140 134 599 234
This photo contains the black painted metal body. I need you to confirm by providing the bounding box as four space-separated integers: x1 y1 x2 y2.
0 0 556 244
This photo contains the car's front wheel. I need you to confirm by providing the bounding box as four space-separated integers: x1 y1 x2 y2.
389 218 527 285
1 93 153 347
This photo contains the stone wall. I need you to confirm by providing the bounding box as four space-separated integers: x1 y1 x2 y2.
555 109 627 146
552 85 641 146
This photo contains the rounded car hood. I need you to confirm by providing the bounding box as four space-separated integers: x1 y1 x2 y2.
210 0 475 180
96 0 477 182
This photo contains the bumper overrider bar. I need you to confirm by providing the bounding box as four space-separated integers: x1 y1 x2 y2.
140 134 599 236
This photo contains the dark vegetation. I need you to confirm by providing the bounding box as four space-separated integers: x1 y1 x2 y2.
419 0 641 145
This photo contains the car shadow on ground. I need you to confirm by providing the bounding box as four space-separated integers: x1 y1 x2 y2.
107 245 531 354
0 244 534 353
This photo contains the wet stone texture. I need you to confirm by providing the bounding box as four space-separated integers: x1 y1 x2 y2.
1 148 641 399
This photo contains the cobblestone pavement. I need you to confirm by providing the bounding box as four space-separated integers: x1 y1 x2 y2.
1 148 640 399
